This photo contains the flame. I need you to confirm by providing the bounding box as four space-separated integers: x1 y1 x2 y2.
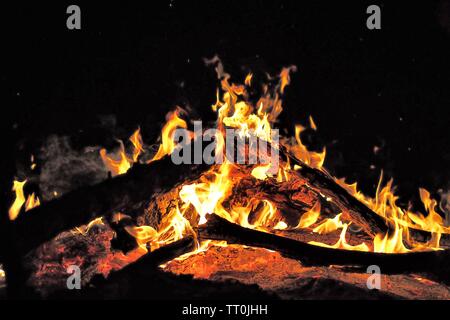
274 221 288 230
124 225 158 250
74 217 104 236
179 162 233 225
313 213 345 234
252 200 278 229
25 193 40 211
373 220 410 253
9 180 27 220
280 66 297 94
408 188 448 234
251 162 273 180
244 73 253 86
276 158 291 183
309 224 370 252
125 204 195 254
8 179 42 220
296 201 321 229
100 128 144 176
106 61 446 256
309 115 317 131
150 109 187 162
100 141 131 176
335 172 448 252
129 128 144 162
290 124 326 170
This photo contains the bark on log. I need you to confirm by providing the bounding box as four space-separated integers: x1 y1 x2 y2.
198 214 450 282
12 156 210 254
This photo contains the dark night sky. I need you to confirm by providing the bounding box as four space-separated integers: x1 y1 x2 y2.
4 1 450 206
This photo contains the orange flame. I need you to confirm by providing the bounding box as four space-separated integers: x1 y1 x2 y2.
100 128 144 176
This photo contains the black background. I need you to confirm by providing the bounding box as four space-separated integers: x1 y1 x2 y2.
4 0 450 208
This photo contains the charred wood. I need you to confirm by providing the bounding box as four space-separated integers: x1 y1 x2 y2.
12 156 210 254
199 214 450 283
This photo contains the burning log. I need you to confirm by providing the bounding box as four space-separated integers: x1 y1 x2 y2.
107 236 196 273
51 235 273 300
9 120 391 258
280 148 388 237
63 236 196 298
11 156 210 255
142 141 390 237
199 214 450 283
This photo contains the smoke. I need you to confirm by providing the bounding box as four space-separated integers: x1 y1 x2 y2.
38 135 108 201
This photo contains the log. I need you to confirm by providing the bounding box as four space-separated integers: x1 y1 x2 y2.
228 138 388 235
280 146 388 236
10 131 407 255
283 148 450 240
48 235 274 300
198 214 450 283
72 236 196 296
12 156 210 254
165 244 450 300
109 236 196 272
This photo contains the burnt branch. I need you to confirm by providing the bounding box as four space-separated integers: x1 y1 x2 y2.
199 214 450 282
281 146 388 236
12 156 210 254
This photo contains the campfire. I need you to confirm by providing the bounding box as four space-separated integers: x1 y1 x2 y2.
2 58 450 300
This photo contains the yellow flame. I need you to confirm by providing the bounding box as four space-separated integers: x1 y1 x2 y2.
129 127 144 162
251 163 273 180
100 128 144 176
296 201 321 229
125 204 195 254
309 224 370 252
74 217 104 236
151 109 187 162
25 193 40 211
408 188 447 233
290 124 326 170
313 213 345 234
9 180 27 220
179 162 233 225
334 171 448 252
244 73 253 86
373 220 410 253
